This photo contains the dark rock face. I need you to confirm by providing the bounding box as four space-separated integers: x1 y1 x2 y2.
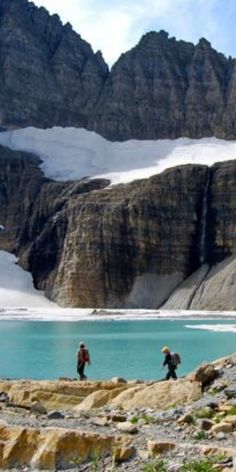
90 33 235 140
0 145 109 299
0 0 108 129
52 165 207 307
2 1 236 309
1 1 236 141
2 144 236 308
208 161 236 262
1 143 234 309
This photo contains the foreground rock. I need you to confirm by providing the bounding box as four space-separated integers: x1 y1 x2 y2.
1 354 236 470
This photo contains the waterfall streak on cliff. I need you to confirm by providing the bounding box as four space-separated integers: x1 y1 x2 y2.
199 170 211 263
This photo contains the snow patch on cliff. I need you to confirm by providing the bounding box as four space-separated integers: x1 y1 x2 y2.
0 251 56 308
0 127 236 185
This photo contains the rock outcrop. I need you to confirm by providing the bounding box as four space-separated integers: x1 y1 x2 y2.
0 354 235 470
2 144 236 308
1 0 236 141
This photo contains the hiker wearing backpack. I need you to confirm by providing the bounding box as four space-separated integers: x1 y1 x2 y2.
161 346 181 380
76 342 91 381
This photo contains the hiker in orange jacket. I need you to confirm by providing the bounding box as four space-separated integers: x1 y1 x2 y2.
76 342 91 380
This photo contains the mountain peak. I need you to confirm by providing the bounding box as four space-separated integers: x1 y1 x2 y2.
197 37 212 49
0 0 236 141
139 30 169 46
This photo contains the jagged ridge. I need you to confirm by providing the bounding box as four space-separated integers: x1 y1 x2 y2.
1 1 236 140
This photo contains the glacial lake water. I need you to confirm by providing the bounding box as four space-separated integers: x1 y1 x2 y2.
0 319 236 380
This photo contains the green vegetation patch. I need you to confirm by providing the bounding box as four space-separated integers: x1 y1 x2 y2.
194 408 214 419
141 458 167 472
181 459 215 472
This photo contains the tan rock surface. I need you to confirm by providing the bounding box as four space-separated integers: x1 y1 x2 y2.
112 435 135 462
147 440 176 457
224 416 236 428
211 422 233 434
0 355 235 470
0 379 132 411
0 420 114 470
73 387 127 411
116 422 138 434
199 445 236 458
111 379 202 410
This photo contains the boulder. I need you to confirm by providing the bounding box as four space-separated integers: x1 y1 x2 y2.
177 413 195 424
31 401 47 415
193 364 218 385
112 436 135 462
116 422 138 434
47 411 65 420
147 440 176 457
106 414 127 423
111 378 127 384
200 419 214 431
225 389 236 399
211 423 233 434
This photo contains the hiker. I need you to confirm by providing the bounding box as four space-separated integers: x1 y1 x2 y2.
76 342 91 380
161 346 181 380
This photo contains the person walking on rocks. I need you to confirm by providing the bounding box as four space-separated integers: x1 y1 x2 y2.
77 342 91 380
161 346 181 380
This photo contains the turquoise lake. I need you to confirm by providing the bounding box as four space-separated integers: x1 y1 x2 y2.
0 319 236 380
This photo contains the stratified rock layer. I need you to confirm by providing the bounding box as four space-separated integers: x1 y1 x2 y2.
0 144 209 307
1 143 236 309
2 145 236 309
1 1 236 140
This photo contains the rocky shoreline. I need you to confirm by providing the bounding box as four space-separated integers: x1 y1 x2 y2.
1 355 236 470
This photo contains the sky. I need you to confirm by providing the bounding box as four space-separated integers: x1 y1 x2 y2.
32 0 236 67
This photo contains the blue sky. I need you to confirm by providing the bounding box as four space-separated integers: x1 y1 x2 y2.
33 0 236 66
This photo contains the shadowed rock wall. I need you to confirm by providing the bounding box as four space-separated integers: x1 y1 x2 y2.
2 145 236 308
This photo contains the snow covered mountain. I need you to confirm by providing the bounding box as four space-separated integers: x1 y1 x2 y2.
1 0 236 310
1 128 236 310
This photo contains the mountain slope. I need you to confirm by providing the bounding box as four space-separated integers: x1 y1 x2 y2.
0 0 108 129
1 1 236 140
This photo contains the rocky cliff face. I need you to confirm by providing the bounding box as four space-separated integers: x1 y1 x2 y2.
89 33 233 140
0 0 108 129
163 160 236 310
2 144 236 309
1 0 236 140
2 0 236 310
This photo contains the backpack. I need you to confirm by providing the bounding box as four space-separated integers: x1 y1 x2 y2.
171 352 181 368
81 348 90 363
